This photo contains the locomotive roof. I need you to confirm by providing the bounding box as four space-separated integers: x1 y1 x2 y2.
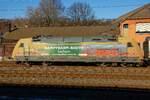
4 25 117 40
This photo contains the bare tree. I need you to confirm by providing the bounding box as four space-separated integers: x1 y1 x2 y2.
67 2 95 24
39 0 64 25
27 0 64 26
27 7 43 27
11 18 28 28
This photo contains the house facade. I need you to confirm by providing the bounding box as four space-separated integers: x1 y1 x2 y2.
117 3 150 57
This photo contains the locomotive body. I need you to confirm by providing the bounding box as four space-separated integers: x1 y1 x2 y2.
12 36 143 64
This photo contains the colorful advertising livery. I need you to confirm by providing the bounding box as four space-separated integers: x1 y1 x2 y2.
13 39 127 57
12 37 141 63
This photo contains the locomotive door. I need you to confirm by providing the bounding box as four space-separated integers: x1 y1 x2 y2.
143 38 150 58
20 42 30 57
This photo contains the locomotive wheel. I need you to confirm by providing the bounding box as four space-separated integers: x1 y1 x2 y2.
120 63 127 67
135 63 141 67
99 63 111 67
42 62 48 66
111 63 118 67
126 63 134 67
24 62 31 67
16 61 21 64
47 62 53 66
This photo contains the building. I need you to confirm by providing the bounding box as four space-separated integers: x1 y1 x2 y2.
0 20 17 61
0 20 10 60
115 3 150 50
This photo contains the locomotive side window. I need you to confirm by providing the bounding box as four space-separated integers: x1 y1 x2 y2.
127 42 133 47
47 37 63 42
64 37 82 42
108 38 117 41
92 39 102 41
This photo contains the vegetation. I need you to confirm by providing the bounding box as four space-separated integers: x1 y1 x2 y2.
66 2 95 25
10 0 113 27
27 0 64 26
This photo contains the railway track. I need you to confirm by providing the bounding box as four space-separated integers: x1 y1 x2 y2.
0 61 147 67
0 62 150 89
0 62 24 67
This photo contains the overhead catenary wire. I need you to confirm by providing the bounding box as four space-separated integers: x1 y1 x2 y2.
0 4 146 12
91 4 143 8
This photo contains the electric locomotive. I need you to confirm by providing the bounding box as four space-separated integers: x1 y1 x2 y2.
12 35 148 66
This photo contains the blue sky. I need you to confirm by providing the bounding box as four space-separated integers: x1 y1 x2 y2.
0 0 149 19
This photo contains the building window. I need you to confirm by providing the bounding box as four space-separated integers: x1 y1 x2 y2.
136 23 150 33
123 24 128 29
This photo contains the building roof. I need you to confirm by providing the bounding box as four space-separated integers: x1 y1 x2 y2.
4 25 117 40
115 3 150 24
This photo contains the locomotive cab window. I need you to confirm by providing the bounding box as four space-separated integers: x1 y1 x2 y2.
127 42 133 47
19 43 24 48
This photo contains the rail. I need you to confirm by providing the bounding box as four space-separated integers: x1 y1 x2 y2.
0 63 150 89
